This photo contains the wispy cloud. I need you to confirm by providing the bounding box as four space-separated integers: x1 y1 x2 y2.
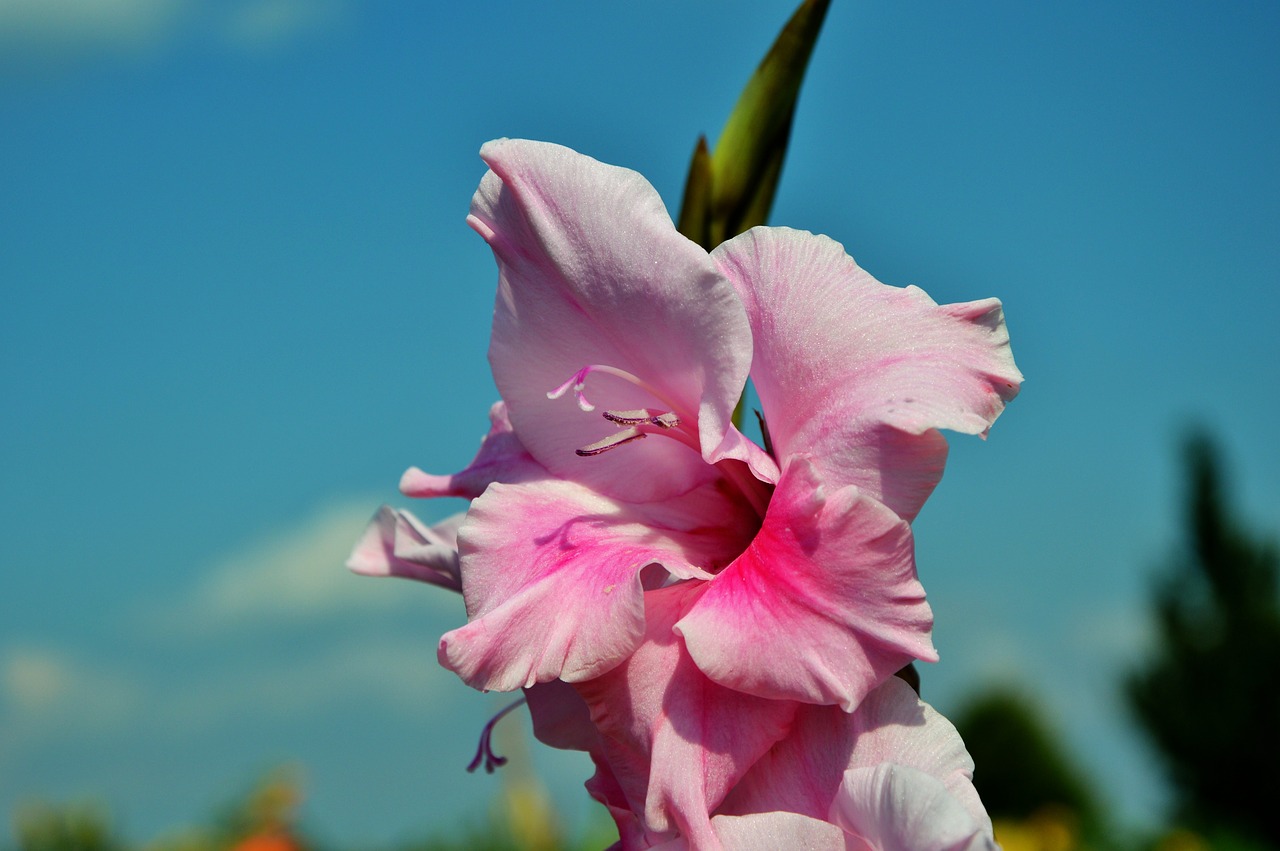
0 495 461 762
0 0 350 64
218 0 346 50
152 497 455 635
0 646 141 747
0 0 184 52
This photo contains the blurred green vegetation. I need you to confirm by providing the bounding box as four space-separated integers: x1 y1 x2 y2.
954 687 1106 847
1126 432 1280 850
951 431 1279 851
5 766 617 851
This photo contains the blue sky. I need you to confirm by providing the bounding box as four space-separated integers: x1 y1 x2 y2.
3 0 1278 844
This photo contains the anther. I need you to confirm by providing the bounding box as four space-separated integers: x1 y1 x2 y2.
601 409 680 429
576 427 646 456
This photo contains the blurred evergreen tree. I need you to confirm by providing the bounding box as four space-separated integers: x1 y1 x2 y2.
954 687 1104 837
1126 432 1280 847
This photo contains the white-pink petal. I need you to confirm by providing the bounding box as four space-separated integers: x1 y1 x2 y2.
346 506 463 592
399 401 544 499
648 812 854 851
831 765 997 851
713 227 1022 521
471 139 754 503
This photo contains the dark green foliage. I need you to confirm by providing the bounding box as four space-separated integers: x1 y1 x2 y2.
10 803 123 851
1126 432 1280 847
953 687 1102 832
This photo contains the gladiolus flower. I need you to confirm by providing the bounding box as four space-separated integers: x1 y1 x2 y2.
412 139 1019 712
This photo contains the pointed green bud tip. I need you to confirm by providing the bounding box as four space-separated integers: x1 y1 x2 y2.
709 0 831 242
676 135 714 249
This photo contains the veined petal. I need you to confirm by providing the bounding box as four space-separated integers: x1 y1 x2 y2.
648 813 852 851
836 678 993 838
717 702 860 822
346 506 463 592
574 583 797 850
721 678 995 851
524 679 599 753
713 227 1022 521
439 478 756 692
831 765 996 851
470 139 753 502
399 401 544 499
676 457 936 711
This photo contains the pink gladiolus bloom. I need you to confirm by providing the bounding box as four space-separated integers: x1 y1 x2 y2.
354 138 1020 706
409 138 1020 712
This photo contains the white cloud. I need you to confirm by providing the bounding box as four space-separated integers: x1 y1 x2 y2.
0 645 141 753
155 497 455 634
0 0 349 60
218 0 345 49
0 0 183 52
3 647 70 711
1069 602 1155 663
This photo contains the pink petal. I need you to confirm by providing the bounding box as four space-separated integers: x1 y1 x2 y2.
438 478 757 692
676 457 936 711
470 139 754 502
837 678 993 836
345 506 463 592
523 679 599 753
648 813 852 851
831 765 996 851
585 752 653 851
713 227 1022 521
574 583 797 850
717 702 861 821
399 401 545 499
720 679 994 850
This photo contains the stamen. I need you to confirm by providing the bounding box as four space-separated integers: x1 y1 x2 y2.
466 697 527 774
602 409 680 429
576 427 647 456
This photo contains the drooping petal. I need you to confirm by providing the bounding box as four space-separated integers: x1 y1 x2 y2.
712 227 1022 521
399 401 545 499
676 457 936 711
720 678 995 851
574 583 798 850
831 765 997 851
717 702 860 822
836 677 993 837
647 812 853 851
470 139 754 502
346 506 463 592
438 477 757 692
523 679 599 753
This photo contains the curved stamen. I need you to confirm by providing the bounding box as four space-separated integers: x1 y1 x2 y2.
577 426 647 456
465 696 527 774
